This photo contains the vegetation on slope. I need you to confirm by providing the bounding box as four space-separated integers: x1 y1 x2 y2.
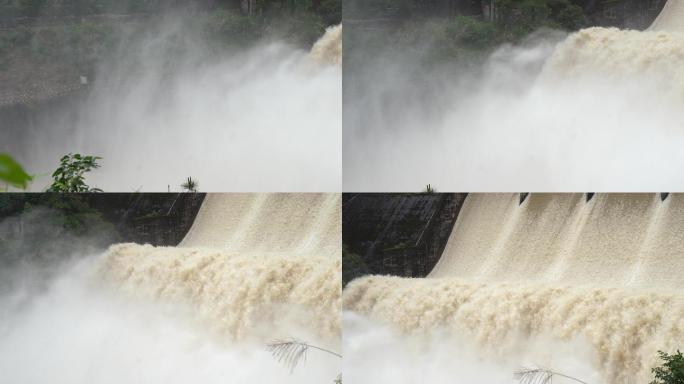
345 0 662 68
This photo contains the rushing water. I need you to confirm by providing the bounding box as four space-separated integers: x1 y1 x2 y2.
344 193 684 383
343 0 684 191
0 193 342 383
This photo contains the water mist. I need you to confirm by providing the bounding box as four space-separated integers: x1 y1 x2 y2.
0 194 342 383
343 1 684 191
3 18 341 192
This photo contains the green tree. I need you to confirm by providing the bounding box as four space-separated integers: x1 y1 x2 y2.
0 154 32 190
317 0 341 24
446 15 500 49
651 350 684 384
47 153 102 193
554 1 586 31
494 0 587 37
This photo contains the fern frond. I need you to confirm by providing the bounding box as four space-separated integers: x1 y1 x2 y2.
515 367 589 384
515 368 554 384
266 338 342 373
267 339 310 372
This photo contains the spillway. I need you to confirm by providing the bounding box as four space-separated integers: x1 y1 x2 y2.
650 0 684 32
102 193 342 342
430 193 684 289
0 193 342 383
180 193 341 258
310 24 342 65
344 193 684 383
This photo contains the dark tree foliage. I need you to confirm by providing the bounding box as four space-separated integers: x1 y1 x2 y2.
345 0 661 31
0 193 120 274
652 351 684 384
494 0 588 37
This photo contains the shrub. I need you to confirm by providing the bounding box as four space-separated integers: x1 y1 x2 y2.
555 2 586 31
205 9 262 46
47 153 102 193
317 0 341 25
651 350 684 384
448 15 500 50
495 0 587 36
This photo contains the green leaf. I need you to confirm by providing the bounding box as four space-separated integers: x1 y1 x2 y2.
0 154 32 189
47 153 102 193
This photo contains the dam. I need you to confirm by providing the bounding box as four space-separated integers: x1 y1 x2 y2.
344 193 684 383
0 193 342 384
342 0 684 192
103 193 342 341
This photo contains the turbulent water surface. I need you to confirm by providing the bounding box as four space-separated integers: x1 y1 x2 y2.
343 0 684 191
0 193 342 383
344 193 684 383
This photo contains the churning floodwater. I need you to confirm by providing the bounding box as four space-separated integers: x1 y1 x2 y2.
344 193 684 384
343 1 684 191
0 194 342 383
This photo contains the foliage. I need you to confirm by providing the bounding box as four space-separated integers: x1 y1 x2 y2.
0 0 340 66
181 176 199 193
651 350 684 384
423 183 436 193
515 367 588 384
203 4 331 48
47 153 102 193
205 8 262 47
267 339 311 373
270 10 327 47
346 0 591 70
0 194 120 269
345 0 419 19
266 339 341 381
0 153 32 190
26 194 110 233
318 0 342 25
342 244 369 286
495 0 587 38
548 0 587 27
447 15 500 49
